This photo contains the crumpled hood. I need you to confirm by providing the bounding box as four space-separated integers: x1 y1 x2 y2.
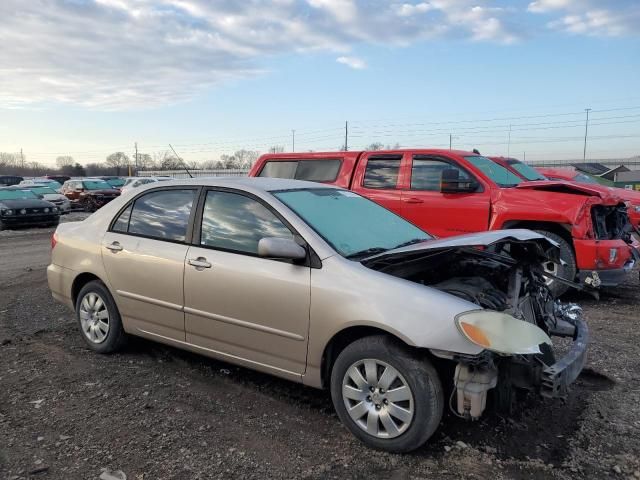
362 229 560 266
516 180 621 203
0 198 57 209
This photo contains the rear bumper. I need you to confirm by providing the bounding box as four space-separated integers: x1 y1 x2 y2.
0 214 60 227
541 317 588 398
47 263 75 309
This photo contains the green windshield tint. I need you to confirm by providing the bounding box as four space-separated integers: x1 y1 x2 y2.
466 156 522 187
0 189 38 200
29 186 58 195
84 180 113 190
106 178 125 187
273 188 431 257
506 159 546 181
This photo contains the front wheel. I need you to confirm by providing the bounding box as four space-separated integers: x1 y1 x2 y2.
534 230 577 297
330 335 443 453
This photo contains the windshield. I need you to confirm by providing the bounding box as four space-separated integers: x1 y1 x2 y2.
37 180 62 188
106 178 125 187
506 159 546 181
573 173 599 184
29 186 58 195
273 188 431 258
0 189 38 200
84 180 113 190
466 156 522 187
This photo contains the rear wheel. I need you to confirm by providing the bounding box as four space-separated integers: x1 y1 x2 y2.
330 335 443 453
534 230 577 297
75 280 127 353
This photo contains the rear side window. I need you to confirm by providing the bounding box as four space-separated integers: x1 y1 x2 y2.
259 159 341 182
200 190 293 255
363 158 401 189
119 189 196 242
411 159 472 191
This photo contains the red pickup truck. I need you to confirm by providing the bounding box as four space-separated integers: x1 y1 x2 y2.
250 149 638 295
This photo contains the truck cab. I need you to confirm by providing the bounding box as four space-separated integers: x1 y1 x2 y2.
251 150 637 295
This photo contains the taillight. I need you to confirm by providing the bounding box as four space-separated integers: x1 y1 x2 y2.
51 232 58 250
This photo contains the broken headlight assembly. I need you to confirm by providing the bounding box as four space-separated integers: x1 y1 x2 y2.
455 310 551 355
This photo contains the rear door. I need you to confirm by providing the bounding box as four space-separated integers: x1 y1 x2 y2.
350 153 407 216
183 188 311 378
101 187 198 340
401 155 491 237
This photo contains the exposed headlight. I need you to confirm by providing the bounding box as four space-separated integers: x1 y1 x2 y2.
20 209 27 215
52 207 58 212
634 205 640 213
44 207 50 213
455 310 551 355
1 209 13 216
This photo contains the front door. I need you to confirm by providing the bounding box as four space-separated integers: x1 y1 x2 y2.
101 188 198 340
401 155 491 237
184 189 311 378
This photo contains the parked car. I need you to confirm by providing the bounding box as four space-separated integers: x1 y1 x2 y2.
250 150 638 295
8 185 71 214
0 188 60 230
96 176 127 190
120 176 171 195
47 178 587 452
45 175 71 184
60 179 120 211
0 175 24 187
536 165 640 230
19 178 63 192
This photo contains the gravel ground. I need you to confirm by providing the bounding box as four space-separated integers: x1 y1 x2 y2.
1 219 639 479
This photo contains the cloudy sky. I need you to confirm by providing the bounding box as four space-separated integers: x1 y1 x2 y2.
1 0 639 166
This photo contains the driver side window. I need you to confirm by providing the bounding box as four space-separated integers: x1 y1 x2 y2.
200 190 293 255
411 159 472 191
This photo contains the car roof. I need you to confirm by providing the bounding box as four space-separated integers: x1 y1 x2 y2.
140 176 338 192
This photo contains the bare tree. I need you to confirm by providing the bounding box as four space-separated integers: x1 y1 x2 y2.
234 149 259 169
268 145 285 154
366 142 384 151
55 155 74 168
105 152 130 175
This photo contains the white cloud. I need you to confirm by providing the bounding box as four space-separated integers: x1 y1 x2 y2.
336 56 367 69
7 0 634 110
528 0 640 36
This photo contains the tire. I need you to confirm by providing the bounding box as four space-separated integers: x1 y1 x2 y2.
75 280 127 353
534 230 577 297
330 335 443 453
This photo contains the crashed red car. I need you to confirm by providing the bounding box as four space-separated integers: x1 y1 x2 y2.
535 165 640 230
250 149 638 295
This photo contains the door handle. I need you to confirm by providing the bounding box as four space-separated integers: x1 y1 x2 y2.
188 257 212 269
105 241 123 252
403 197 424 204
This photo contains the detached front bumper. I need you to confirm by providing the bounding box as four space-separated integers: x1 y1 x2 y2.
541 316 588 398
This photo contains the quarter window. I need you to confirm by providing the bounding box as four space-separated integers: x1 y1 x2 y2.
122 189 196 242
259 159 341 182
363 157 401 189
411 159 472 191
200 191 293 255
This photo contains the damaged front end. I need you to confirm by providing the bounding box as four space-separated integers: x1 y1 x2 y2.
361 230 588 420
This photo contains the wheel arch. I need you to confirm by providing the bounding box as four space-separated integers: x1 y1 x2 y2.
71 272 106 306
501 220 574 250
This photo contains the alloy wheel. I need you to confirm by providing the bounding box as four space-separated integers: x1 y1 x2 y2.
79 292 110 344
342 359 414 439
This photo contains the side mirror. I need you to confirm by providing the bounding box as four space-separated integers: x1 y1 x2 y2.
258 237 307 260
440 168 479 194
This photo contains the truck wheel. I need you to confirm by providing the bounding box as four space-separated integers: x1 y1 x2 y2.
330 335 443 453
534 230 577 297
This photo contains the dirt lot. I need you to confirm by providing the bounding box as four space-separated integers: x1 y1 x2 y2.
1 219 640 480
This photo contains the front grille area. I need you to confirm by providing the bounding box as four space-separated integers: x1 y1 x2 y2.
591 204 633 243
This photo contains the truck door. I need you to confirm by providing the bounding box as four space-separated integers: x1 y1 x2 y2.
400 154 491 237
350 153 408 216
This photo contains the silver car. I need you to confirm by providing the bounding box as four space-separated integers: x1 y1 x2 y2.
47 178 587 452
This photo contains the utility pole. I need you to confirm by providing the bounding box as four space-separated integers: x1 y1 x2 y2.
583 108 591 162
20 148 24 169
134 142 138 176
507 124 512 158
449 134 452 150
292 130 295 153
344 121 348 151
523 151 526 162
